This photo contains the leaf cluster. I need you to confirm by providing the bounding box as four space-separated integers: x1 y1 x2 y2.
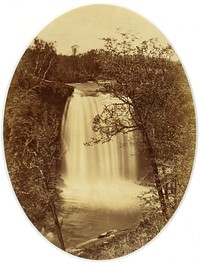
91 33 196 214
4 40 72 225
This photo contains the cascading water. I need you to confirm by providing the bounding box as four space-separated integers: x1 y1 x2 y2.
55 83 149 247
61 85 145 210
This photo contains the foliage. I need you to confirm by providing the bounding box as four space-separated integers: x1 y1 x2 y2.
89 33 196 218
22 41 101 83
4 39 73 249
49 49 100 83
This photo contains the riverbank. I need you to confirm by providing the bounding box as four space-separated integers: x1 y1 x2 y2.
66 218 155 260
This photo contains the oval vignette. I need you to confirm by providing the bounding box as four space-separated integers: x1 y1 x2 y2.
3 4 196 260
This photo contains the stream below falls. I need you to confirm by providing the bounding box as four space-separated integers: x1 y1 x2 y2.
50 83 149 249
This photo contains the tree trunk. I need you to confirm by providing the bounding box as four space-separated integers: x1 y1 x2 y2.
41 174 66 251
142 128 168 219
49 200 66 250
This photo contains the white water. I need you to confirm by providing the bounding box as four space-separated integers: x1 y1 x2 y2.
61 87 146 210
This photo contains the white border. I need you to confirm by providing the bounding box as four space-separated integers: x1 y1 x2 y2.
0 1 200 264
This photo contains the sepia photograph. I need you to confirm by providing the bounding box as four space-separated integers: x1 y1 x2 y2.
1 1 200 264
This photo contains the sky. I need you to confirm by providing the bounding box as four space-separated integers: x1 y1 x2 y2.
37 4 169 55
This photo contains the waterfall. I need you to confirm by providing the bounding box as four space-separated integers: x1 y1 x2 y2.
61 87 144 210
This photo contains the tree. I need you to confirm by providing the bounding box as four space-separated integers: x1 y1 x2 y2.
19 38 57 81
71 44 79 56
4 39 74 250
88 33 195 219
